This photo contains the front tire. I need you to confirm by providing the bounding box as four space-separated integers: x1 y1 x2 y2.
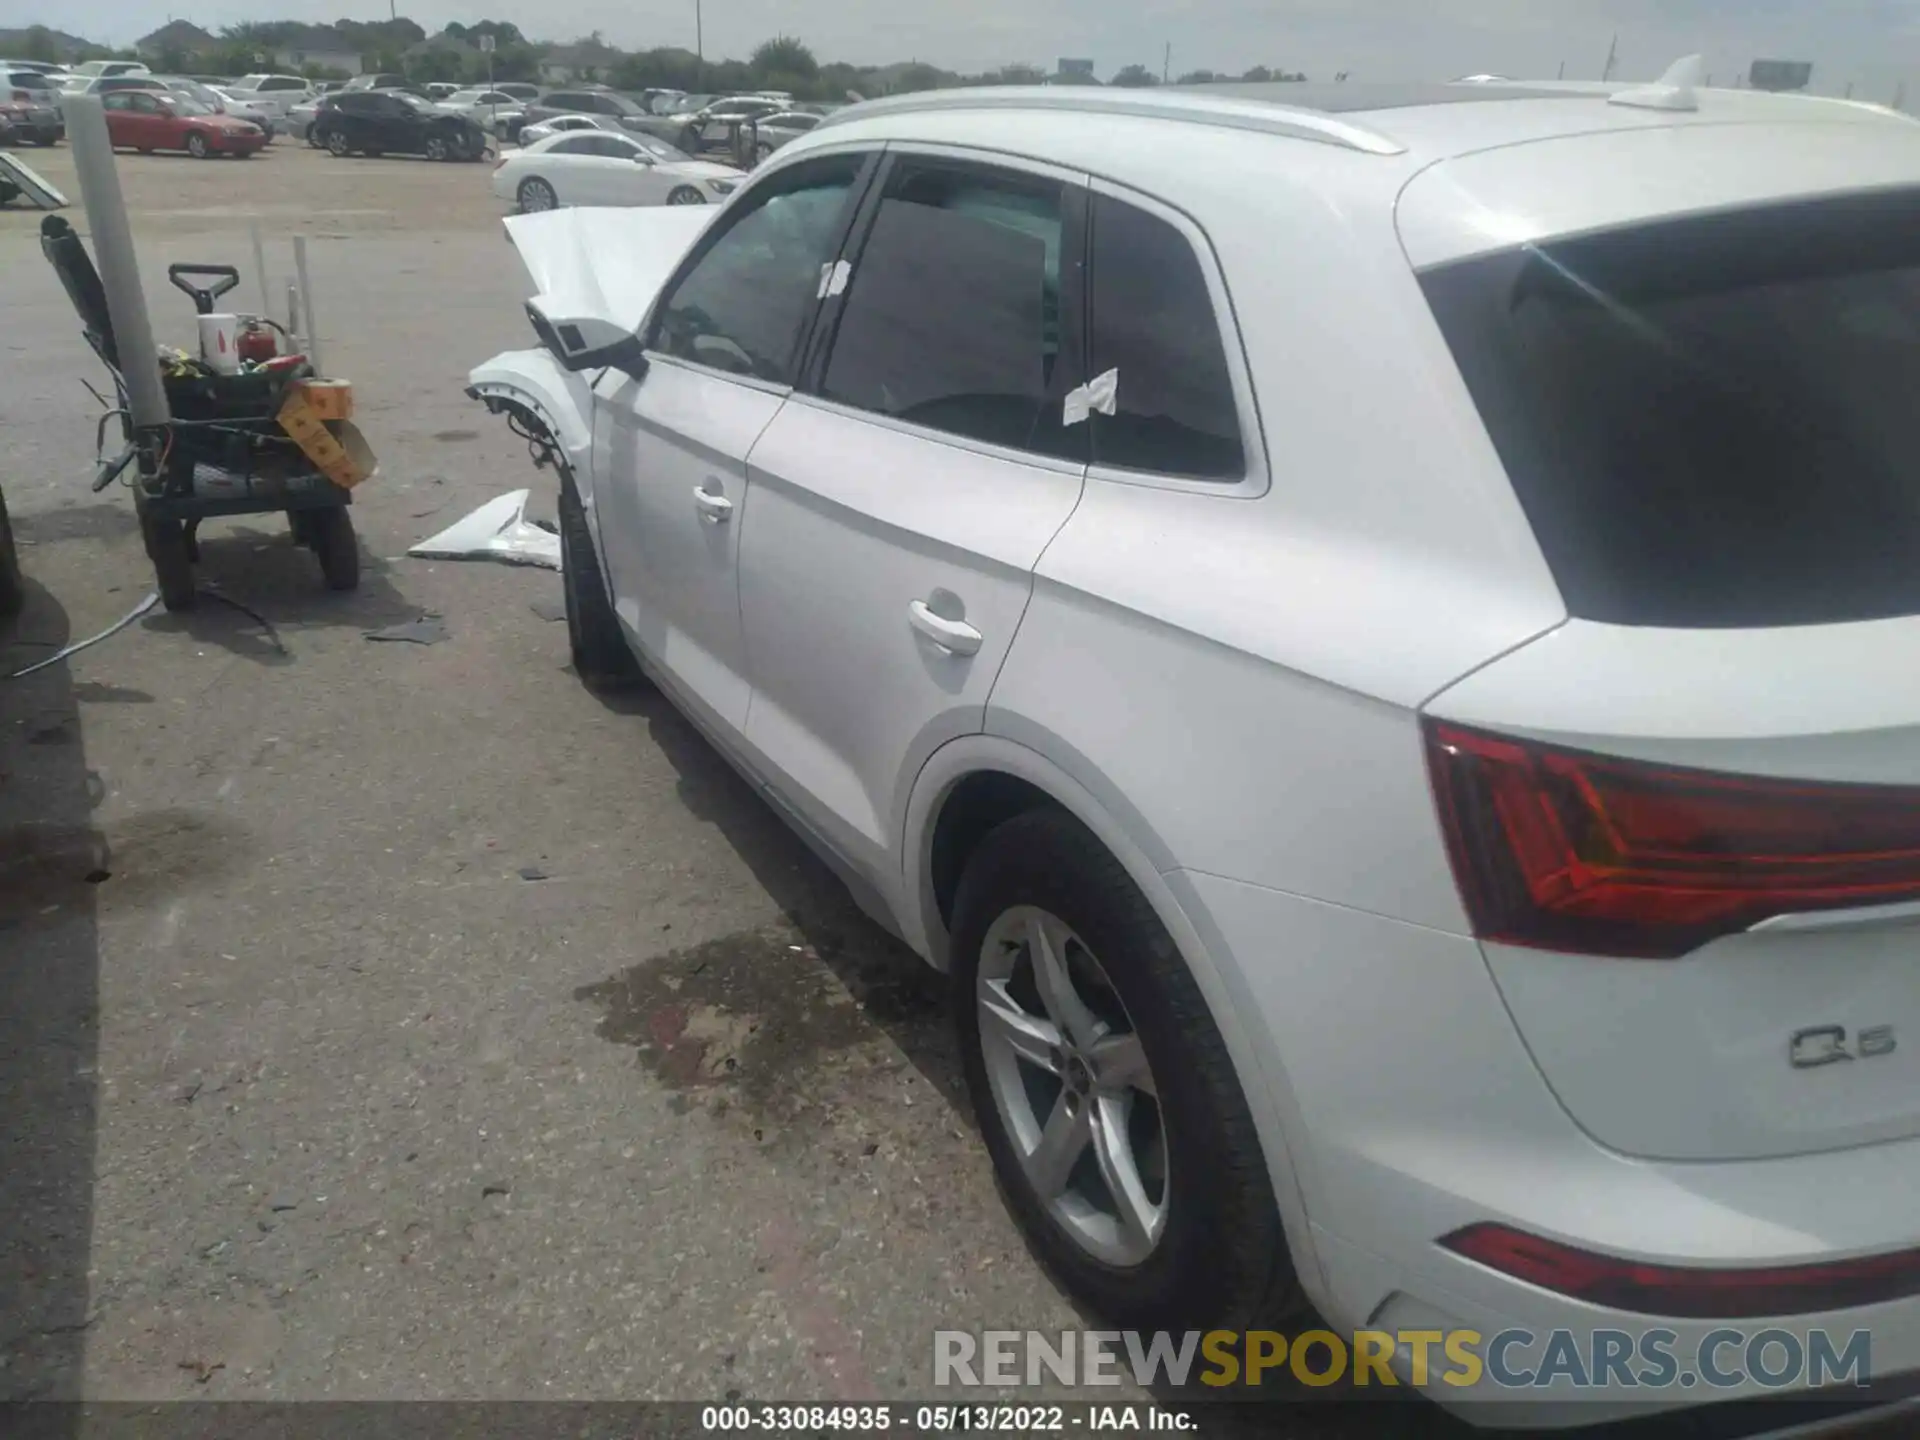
141 514 196 611
186 132 210 159
424 134 450 161
325 129 349 156
950 808 1302 1333
305 507 359 591
517 176 557 213
666 185 706 206
558 470 640 690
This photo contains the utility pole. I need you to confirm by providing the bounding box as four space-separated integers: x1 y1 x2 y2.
695 0 704 86
1163 42 1170 84
1895 80 1908 111
1845 79 1856 98
1601 32 1618 81
1557 60 1565 79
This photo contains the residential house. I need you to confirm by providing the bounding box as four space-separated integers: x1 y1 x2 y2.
271 24 362 77
538 41 625 85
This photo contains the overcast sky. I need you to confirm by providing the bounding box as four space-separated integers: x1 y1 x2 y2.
21 1 1920 99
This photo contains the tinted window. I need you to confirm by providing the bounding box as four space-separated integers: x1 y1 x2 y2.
1422 188 1920 628
7 73 55 91
335 93 376 114
1088 194 1244 479
821 160 1074 456
652 156 863 386
549 135 597 155
261 78 303 91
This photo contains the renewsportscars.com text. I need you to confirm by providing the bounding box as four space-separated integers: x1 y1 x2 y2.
934 1328 1874 1392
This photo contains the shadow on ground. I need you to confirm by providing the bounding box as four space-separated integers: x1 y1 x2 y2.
0 578 102 1422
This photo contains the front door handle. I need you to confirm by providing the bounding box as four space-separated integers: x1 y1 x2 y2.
692 486 733 524
908 600 983 657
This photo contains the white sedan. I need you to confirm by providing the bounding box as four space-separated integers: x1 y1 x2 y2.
491 130 741 213
515 112 617 147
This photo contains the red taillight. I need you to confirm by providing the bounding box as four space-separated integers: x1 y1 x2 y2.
1424 719 1920 958
1443 1222 1920 1318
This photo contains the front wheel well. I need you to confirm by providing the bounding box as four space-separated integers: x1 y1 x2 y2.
928 770 1058 929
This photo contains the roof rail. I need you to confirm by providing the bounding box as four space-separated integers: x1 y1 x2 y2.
816 86 1409 156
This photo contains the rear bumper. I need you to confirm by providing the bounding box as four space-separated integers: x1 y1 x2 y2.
1177 869 1920 1427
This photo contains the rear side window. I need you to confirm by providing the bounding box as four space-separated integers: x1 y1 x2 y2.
820 159 1080 458
1422 188 1920 628
1088 193 1245 480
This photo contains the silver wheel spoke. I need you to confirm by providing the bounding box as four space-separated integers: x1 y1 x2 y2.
978 978 1063 1074
1089 1032 1156 1099
1091 1093 1163 1255
1026 911 1100 1048
1026 1094 1090 1200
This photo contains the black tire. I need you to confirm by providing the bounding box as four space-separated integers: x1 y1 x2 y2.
666 185 706 206
558 470 640 689
305 507 360 591
325 129 349 156
0 485 23 620
186 132 210 159
950 808 1302 1334
517 176 557 213
424 134 450 161
142 514 196 612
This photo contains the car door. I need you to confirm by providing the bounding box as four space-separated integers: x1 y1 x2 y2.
542 135 616 203
736 150 1091 880
98 91 140 147
591 135 662 204
589 150 878 735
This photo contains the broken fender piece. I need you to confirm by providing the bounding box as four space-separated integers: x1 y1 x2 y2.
364 616 449 645
407 490 561 572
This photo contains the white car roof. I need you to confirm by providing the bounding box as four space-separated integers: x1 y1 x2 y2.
807 78 1920 265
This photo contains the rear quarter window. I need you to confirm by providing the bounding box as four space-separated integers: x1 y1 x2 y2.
1422 188 1920 628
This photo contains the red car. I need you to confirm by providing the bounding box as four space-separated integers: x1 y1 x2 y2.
101 90 266 158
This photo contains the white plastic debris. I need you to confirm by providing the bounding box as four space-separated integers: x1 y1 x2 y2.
407 489 561 571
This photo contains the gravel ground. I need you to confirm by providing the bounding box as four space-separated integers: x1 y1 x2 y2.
0 140 1470 1438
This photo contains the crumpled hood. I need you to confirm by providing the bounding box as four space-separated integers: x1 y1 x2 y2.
503 205 717 335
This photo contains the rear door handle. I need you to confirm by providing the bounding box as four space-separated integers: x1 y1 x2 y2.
692 486 733 523
908 600 982 657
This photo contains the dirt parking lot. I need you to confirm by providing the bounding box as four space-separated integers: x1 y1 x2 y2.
0 142 1449 1436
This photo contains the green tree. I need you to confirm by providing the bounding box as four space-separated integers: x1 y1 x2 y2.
1110 64 1158 88
20 25 61 64
1177 69 1219 84
156 43 191 74
991 63 1047 85
750 35 818 82
1241 64 1272 81
411 47 467 84
891 62 945 94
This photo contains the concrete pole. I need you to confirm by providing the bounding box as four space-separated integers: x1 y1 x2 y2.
294 235 322 376
63 93 169 429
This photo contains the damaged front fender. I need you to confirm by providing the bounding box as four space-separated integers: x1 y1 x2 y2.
467 347 594 481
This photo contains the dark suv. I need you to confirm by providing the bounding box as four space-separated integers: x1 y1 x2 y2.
312 91 486 161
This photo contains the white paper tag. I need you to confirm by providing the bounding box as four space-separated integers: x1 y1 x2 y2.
1062 368 1119 426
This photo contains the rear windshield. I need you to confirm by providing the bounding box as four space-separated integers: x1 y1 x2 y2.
1421 188 1920 628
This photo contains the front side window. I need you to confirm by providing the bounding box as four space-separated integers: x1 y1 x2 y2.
820 158 1076 457
650 155 866 386
1087 193 1245 480
1422 187 1920 628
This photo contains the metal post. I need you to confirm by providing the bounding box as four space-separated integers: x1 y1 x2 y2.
286 280 300 347
696 0 704 87
251 220 271 314
293 235 322 377
64 94 169 430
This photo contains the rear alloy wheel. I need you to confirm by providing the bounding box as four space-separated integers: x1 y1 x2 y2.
186 132 210 159
517 177 557 213
325 129 349 156
424 134 450 161
951 808 1304 1333
666 185 706 206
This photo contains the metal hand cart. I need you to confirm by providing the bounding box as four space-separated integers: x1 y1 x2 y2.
39 214 362 612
